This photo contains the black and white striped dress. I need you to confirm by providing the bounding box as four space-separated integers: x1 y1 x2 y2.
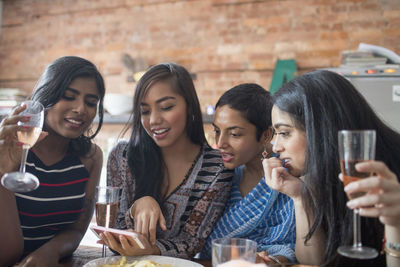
15 151 89 253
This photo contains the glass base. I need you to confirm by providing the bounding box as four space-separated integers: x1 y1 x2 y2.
1 172 40 192
337 245 379 259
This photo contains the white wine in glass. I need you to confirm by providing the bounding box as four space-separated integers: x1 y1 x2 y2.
1 100 44 192
337 130 378 259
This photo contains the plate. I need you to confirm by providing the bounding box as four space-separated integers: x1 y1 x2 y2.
83 255 204 267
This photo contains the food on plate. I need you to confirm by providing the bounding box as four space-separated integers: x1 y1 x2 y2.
101 256 175 267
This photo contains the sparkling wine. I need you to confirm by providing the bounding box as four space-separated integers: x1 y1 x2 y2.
96 202 118 228
17 127 41 147
340 159 370 199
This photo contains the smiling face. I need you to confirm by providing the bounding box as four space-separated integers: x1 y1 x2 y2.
140 81 189 149
45 77 100 139
271 105 307 177
213 105 267 170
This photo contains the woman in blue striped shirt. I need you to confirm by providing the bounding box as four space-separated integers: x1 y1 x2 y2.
200 83 296 264
0 56 105 267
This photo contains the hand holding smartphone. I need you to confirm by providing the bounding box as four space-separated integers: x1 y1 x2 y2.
90 225 145 249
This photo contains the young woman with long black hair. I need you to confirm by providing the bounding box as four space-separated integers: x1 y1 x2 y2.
263 70 400 267
102 63 233 259
0 56 105 266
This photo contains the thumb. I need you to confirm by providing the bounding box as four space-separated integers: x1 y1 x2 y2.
159 213 167 231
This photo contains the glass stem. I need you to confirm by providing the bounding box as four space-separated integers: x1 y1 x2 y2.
353 208 362 248
19 145 30 173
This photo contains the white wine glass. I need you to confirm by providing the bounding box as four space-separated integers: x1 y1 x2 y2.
95 186 121 257
337 130 378 259
1 100 44 192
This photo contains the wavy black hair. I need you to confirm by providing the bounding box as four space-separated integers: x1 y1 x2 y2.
273 70 400 265
31 56 105 156
127 63 206 205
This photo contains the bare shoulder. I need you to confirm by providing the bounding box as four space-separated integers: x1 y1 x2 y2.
80 143 103 174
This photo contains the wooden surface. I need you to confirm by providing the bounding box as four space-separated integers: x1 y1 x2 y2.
58 246 212 267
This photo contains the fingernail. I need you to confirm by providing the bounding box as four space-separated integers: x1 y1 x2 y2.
347 200 355 208
17 142 24 146
22 126 30 129
25 116 30 119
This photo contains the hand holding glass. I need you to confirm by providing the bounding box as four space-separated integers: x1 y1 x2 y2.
95 186 120 257
1 100 44 192
212 238 257 267
337 130 378 259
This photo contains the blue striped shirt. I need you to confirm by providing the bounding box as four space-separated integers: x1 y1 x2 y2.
200 166 296 262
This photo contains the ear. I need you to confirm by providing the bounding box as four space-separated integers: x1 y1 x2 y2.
262 127 274 144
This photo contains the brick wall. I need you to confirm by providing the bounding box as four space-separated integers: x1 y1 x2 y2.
1 0 399 111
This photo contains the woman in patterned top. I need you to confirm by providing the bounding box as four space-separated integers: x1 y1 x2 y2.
200 84 296 264
0 56 104 267
100 63 233 259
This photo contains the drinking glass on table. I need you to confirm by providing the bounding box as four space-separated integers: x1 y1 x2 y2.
212 238 257 267
1 100 44 192
337 130 378 259
95 186 121 257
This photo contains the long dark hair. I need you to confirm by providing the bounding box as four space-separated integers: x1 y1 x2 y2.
273 70 400 264
31 56 105 157
215 83 272 140
127 63 206 205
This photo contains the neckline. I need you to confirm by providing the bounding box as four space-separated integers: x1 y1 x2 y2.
163 145 203 200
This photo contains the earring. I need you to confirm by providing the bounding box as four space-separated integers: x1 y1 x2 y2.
261 147 269 160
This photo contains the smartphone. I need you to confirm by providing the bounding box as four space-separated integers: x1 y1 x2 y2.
90 225 145 249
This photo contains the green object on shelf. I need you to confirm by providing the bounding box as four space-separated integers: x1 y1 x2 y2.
269 59 297 94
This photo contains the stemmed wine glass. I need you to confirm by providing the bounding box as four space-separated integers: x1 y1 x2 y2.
337 130 379 259
1 100 44 192
95 186 121 257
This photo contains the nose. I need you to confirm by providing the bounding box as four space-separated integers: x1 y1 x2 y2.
149 110 162 126
272 135 283 154
72 99 86 115
216 132 227 149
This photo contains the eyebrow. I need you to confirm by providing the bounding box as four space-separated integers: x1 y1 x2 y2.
273 123 293 129
212 123 244 131
66 88 99 100
140 96 176 106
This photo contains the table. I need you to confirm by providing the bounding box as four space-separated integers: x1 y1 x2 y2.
58 246 211 267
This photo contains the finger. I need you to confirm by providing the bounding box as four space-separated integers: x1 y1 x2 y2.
120 235 135 252
345 177 397 194
0 114 29 127
104 232 122 251
358 204 400 218
140 215 150 239
347 191 399 209
149 215 157 245
356 161 396 181
134 216 141 233
159 213 167 231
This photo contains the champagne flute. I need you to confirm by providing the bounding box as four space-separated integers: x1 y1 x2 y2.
337 130 379 259
95 186 120 257
1 100 44 192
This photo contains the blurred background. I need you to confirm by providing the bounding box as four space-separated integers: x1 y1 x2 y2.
1 0 399 247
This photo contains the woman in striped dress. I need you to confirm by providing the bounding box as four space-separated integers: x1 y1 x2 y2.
0 56 105 266
200 84 296 264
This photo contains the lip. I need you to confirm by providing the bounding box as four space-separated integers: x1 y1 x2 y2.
64 118 85 129
281 158 291 168
220 152 233 163
151 127 170 140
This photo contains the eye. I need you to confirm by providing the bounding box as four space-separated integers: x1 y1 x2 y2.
85 101 98 107
140 109 150 115
161 105 174 111
276 131 290 137
62 95 75 101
